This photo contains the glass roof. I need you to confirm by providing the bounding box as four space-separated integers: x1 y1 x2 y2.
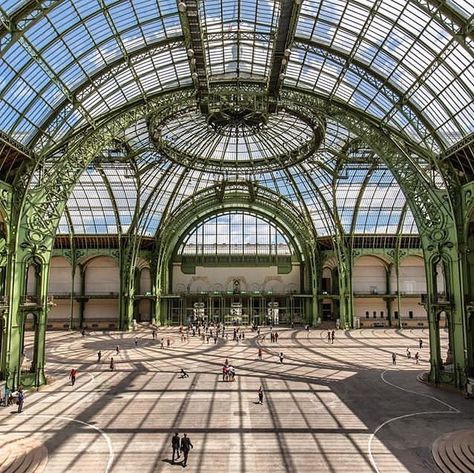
0 0 472 151
1 0 472 244
179 212 292 256
151 106 321 171
58 116 418 238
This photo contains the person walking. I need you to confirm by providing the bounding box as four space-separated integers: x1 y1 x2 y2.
419 338 423 349
135 336 138 348
116 345 120 355
180 368 189 378
258 348 262 360
152 329 156 340
180 433 193 467
110 357 115 371
171 432 181 463
97 350 102 362
331 330 335 344
258 386 264 404
17 389 25 413
81 328 85 337
406 348 411 359
415 352 420 364
69 368 77 386
279 352 284 364
327 330 331 343
392 352 396 365
274 332 278 342
167 338 170 348
160 338 164 349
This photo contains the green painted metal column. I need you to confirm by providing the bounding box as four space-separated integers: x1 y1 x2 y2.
34 259 51 387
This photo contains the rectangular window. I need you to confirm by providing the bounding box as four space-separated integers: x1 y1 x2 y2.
373 311 377 318
394 311 399 319
365 311 369 318
380 311 384 318
409 311 414 319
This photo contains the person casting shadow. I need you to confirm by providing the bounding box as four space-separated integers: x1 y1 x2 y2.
180 433 193 467
171 432 180 463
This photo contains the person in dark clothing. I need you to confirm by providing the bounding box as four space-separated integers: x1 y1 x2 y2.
17 389 25 413
97 350 102 362
180 433 193 467
110 357 115 371
258 386 264 404
171 432 180 463
179 368 189 378
419 338 423 349
331 330 335 344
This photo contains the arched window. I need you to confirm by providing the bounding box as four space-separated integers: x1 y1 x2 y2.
179 212 293 257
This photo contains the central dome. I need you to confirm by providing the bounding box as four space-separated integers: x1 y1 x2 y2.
150 101 325 173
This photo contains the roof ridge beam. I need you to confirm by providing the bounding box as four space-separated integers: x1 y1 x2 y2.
268 0 303 112
177 0 209 114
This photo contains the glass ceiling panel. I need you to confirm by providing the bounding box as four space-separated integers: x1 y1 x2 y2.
0 0 471 152
65 167 119 234
201 0 279 80
179 211 292 256
294 0 474 148
447 0 474 18
0 0 185 145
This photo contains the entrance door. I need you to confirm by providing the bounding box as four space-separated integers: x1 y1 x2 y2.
168 298 183 325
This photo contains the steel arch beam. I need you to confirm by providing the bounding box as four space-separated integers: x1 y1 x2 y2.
5 85 468 386
12 86 456 252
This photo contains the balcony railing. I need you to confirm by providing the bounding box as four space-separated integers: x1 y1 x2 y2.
21 295 56 305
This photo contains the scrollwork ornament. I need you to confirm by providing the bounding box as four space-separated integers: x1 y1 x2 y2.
465 189 473 211
19 240 48 256
429 228 447 244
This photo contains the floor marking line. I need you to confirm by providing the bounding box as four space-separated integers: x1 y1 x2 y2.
21 413 114 473
367 370 460 473
380 370 459 412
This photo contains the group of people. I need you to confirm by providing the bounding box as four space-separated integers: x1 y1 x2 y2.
222 359 236 381
269 331 279 343
0 387 24 412
171 432 193 466
327 330 335 343
392 348 421 365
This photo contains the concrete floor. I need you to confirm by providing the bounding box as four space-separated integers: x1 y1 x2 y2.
1 327 472 472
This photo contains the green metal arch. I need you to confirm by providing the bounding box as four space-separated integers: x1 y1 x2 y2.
11 87 459 272
154 183 318 296
163 203 310 264
170 208 304 262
